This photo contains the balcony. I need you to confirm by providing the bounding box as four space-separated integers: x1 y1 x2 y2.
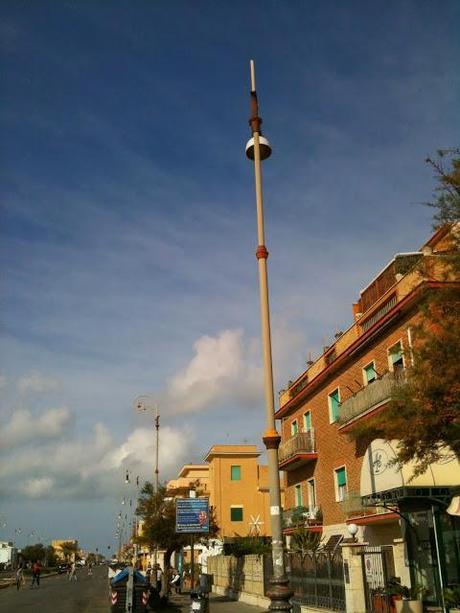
279 431 317 471
338 371 403 431
282 506 323 532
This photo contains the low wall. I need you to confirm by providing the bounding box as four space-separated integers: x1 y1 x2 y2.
206 554 270 608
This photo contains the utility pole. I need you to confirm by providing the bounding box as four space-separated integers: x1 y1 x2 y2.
134 395 161 567
245 59 292 613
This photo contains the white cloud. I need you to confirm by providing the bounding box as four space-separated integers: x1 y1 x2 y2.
0 407 73 449
164 328 262 413
0 409 195 500
21 477 54 498
17 372 61 396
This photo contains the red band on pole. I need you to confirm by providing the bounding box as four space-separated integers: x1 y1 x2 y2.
256 245 269 260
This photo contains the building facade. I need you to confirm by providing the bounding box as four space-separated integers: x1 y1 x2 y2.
276 227 460 608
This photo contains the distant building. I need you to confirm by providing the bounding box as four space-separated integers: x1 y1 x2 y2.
0 541 16 568
51 539 78 562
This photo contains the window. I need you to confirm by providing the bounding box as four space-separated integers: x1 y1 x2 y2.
230 506 243 521
328 389 340 423
303 411 312 432
295 484 303 507
291 420 298 435
230 465 241 481
389 341 404 373
307 479 316 511
363 362 377 385
335 467 347 502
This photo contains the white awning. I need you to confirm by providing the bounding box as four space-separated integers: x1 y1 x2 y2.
447 496 460 517
360 439 460 497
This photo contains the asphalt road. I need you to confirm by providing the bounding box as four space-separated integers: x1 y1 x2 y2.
0 565 109 612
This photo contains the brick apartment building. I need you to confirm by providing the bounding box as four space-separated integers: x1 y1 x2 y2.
276 226 460 608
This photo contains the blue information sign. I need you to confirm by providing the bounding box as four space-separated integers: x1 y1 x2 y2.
176 498 210 533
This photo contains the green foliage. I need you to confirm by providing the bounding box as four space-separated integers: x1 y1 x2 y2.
223 536 271 557
45 546 58 567
290 528 321 555
60 541 78 562
21 543 46 563
443 585 460 607
386 577 427 600
135 482 219 568
426 149 460 229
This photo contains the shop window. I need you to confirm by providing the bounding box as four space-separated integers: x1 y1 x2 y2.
328 389 340 423
230 506 243 521
363 361 377 385
230 465 241 481
335 467 347 502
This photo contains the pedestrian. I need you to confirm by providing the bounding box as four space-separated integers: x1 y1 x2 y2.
68 560 77 581
145 565 152 586
30 560 41 588
155 564 163 593
87 562 93 577
15 566 24 591
170 568 181 594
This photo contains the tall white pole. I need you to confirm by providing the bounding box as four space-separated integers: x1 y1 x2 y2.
247 60 292 613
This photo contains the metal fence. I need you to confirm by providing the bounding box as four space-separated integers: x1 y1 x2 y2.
264 551 346 612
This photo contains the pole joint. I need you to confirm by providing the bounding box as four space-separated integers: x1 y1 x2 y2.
256 245 269 260
262 429 281 449
249 91 262 134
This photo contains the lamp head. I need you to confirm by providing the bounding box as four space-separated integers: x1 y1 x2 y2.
245 136 272 161
347 523 359 539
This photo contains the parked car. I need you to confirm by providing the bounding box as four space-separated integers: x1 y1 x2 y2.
57 563 70 574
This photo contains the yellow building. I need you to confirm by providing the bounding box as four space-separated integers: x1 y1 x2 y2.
51 539 78 562
166 444 283 541
166 464 210 498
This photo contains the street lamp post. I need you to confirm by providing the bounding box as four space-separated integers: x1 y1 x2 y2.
245 59 292 613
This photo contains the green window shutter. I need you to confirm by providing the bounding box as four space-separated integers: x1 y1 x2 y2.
390 345 403 364
330 390 340 420
364 364 376 383
336 468 346 487
231 465 241 481
291 420 298 435
230 507 243 521
304 412 311 431
295 485 302 507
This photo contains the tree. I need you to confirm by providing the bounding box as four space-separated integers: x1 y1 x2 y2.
21 543 46 564
349 150 460 476
60 541 78 563
135 482 219 568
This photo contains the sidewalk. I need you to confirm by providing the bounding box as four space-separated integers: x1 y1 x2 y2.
164 591 265 613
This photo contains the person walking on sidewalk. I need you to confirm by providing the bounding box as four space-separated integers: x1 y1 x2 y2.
68 560 77 581
30 560 41 588
87 562 93 577
15 566 24 591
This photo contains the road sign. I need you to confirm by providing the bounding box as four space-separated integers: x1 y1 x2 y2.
176 498 210 533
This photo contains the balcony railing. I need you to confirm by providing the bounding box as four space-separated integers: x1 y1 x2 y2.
338 371 403 428
279 430 316 467
282 506 323 529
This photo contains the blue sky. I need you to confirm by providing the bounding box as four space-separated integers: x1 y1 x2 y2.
1 1 459 553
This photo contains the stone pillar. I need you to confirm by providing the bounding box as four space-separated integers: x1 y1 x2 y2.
341 543 368 613
392 538 411 587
